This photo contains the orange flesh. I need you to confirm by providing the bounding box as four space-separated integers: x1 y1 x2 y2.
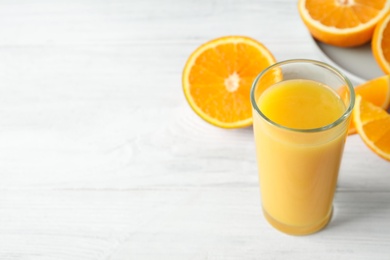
188 42 273 124
305 0 387 28
338 75 390 135
354 96 390 160
381 19 390 64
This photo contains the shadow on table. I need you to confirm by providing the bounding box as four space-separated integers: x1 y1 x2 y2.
326 190 390 231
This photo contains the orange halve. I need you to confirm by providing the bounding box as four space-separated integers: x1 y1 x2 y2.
182 36 277 128
353 95 390 161
298 0 390 47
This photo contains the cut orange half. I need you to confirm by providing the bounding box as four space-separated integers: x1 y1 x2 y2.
372 11 390 74
298 0 390 47
341 75 390 135
353 95 390 161
182 36 276 129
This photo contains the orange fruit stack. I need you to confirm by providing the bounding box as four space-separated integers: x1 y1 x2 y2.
298 0 390 47
298 0 390 161
182 36 276 129
337 75 390 160
344 75 390 135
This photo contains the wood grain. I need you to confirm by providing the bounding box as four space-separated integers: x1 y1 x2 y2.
0 0 389 259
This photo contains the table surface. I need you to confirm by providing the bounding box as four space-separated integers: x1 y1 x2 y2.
1 0 389 259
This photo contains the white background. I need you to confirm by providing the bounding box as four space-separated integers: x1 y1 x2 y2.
0 0 389 259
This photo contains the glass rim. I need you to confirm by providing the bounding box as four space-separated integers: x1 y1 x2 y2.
250 59 355 133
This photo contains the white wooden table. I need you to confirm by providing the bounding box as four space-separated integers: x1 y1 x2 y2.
0 0 389 259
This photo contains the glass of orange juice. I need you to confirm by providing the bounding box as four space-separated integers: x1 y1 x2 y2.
250 59 355 235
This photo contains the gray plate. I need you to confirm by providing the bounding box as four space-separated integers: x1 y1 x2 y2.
311 37 384 86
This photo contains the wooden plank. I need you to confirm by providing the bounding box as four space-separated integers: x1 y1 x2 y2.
0 189 389 259
0 0 388 258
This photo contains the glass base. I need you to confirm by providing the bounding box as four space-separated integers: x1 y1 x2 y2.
263 207 333 236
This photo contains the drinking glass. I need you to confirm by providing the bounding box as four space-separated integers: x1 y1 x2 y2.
250 59 355 235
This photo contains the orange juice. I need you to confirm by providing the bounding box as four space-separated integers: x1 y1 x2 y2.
253 79 349 235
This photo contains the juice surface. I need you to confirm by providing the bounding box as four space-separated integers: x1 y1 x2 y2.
253 79 349 235
258 79 345 129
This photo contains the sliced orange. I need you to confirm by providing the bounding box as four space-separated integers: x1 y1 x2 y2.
341 75 390 135
372 11 390 74
182 36 276 129
353 95 390 161
298 0 390 47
